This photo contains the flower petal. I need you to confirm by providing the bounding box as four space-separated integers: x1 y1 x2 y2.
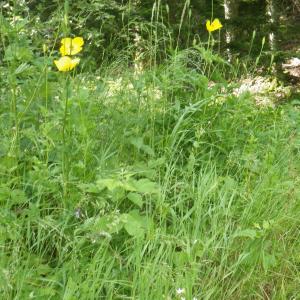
211 18 222 30
206 20 212 32
70 57 80 70
73 37 84 47
206 18 222 32
59 37 84 55
54 56 80 72
69 44 82 55
60 38 71 55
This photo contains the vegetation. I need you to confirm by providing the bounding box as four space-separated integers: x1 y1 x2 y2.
1 1 300 299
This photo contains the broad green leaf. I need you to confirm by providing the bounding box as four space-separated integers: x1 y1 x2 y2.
148 156 166 168
121 210 149 238
127 192 143 208
97 178 121 191
79 183 101 193
134 178 159 194
111 186 125 201
141 144 155 156
173 251 190 267
96 178 137 192
130 137 144 149
83 214 123 235
121 179 137 192
130 137 155 156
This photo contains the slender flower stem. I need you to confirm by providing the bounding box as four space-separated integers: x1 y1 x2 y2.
204 33 212 76
218 29 221 54
62 74 70 199
44 48 49 165
11 78 19 160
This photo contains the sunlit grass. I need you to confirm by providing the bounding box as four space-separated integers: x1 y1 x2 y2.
1 2 300 300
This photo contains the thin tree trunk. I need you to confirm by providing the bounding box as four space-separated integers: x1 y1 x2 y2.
266 0 278 51
224 0 239 61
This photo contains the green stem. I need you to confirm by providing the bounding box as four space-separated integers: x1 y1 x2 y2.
218 29 221 54
203 33 211 76
11 79 19 158
44 51 49 165
62 75 70 199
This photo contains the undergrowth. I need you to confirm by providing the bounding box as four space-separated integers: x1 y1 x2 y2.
1 1 300 300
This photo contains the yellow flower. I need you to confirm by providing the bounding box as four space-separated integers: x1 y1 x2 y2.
206 18 223 32
54 56 80 72
59 37 84 56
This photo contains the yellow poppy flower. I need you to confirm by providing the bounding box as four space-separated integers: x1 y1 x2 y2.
59 37 84 56
54 56 80 72
206 18 223 32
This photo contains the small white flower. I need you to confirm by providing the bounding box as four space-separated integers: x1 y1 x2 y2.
74 208 81 219
98 231 112 239
176 288 185 295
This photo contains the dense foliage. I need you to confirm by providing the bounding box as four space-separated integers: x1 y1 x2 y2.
1 1 300 299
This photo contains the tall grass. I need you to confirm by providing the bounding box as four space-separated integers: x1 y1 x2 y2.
1 1 300 299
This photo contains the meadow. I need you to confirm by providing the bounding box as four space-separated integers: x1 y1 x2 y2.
1 1 300 299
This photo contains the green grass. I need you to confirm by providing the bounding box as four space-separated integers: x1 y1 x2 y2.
1 3 300 300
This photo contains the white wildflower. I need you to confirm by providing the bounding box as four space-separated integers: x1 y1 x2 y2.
176 288 185 295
